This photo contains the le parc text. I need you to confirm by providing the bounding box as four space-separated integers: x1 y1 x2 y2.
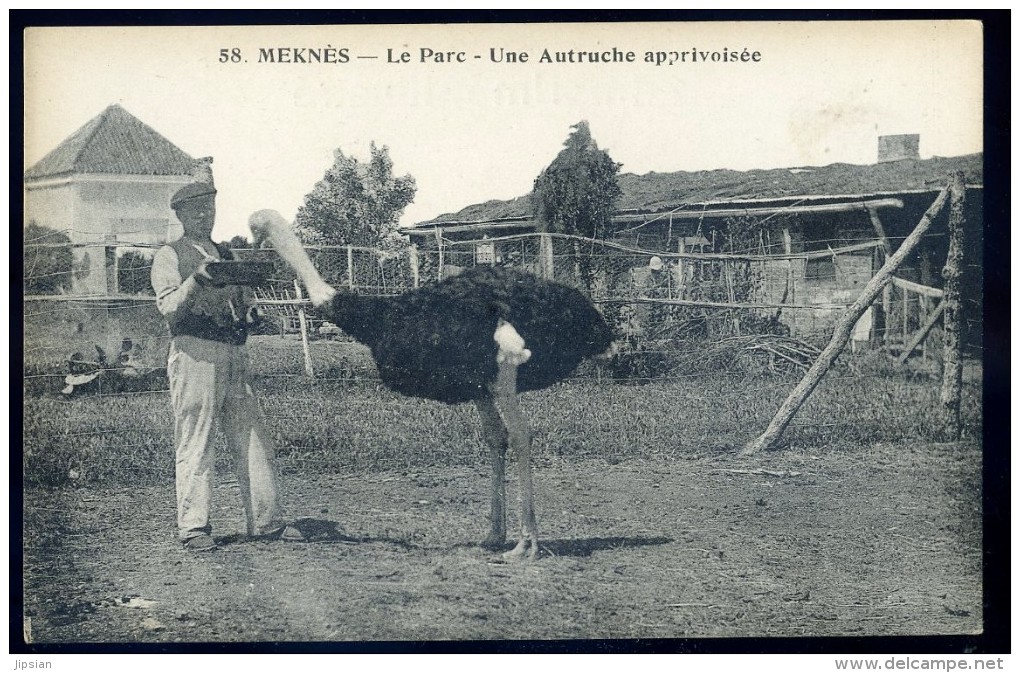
388 47 637 64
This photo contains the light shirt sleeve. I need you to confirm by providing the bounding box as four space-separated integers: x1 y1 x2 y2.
150 245 200 319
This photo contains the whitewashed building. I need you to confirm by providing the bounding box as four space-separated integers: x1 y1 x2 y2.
24 104 198 295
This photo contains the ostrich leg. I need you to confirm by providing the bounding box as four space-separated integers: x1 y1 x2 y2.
493 357 539 562
474 396 508 550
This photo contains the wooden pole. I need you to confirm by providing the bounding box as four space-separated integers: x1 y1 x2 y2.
742 184 952 455
106 243 118 295
867 206 893 349
866 206 893 256
571 239 584 289
896 301 946 365
940 171 966 437
921 295 929 363
783 228 795 337
346 245 355 290
539 233 555 280
902 286 909 349
436 227 445 281
294 280 315 378
891 276 945 298
609 197 904 222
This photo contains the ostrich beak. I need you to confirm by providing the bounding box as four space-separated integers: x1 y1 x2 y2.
250 224 269 249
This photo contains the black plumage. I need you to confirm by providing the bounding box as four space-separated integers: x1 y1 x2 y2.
327 266 614 404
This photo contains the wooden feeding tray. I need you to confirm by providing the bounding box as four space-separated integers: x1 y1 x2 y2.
203 261 275 286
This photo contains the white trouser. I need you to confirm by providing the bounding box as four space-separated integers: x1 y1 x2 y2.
168 335 284 540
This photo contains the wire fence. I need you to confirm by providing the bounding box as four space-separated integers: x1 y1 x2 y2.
23 230 980 391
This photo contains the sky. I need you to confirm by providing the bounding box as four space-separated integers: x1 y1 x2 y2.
23 20 984 242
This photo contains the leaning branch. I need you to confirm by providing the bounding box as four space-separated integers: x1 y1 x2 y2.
741 183 952 455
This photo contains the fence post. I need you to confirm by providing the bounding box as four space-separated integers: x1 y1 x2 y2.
742 183 952 455
782 228 796 337
940 171 966 438
902 286 909 348
409 245 420 288
346 245 355 290
294 280 315 378
105 242 118 295
920 295 929 362
539 233 554 280
436 227 445 281
867 207 893 350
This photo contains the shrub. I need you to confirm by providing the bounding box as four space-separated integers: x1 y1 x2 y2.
24 222 72 295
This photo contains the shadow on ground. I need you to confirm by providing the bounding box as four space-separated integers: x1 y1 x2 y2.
214 518 417 549
453 535 674 558
539 535 674 558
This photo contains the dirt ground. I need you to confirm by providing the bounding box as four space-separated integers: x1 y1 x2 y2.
20 437 983 648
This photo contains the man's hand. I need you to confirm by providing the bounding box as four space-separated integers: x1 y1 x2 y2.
193 260 225 287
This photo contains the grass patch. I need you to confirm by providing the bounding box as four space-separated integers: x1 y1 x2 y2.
24 393 175 486
23 364 982 488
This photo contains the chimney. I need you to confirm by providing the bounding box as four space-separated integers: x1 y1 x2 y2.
877 134 920 163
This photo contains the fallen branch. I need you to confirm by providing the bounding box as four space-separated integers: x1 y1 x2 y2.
707 334 823 372
666 603 738 609
713 468 805 477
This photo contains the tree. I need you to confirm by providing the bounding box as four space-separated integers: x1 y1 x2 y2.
294 143 416 250
532 121 622 289
225 235 251 250
533 121 622 238
24 222 72 295
116 250 155 296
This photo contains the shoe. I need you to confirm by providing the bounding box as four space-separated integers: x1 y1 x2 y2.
279 525 306 542
255 524 306 542
183 534 217 552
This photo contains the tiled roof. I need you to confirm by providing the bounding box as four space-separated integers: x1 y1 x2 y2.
25 104 196 180
420 153 983 225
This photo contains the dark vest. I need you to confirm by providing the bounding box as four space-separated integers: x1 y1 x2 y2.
167 238 252 345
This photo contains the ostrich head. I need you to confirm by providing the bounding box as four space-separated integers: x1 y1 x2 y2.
248 209 337 307
248 209 288 249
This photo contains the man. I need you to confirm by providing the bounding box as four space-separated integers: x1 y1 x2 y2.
151 181 302 551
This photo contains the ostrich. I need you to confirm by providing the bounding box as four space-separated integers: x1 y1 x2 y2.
249 210 614 562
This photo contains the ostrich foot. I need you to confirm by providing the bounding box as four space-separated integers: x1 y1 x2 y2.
501 535 539 563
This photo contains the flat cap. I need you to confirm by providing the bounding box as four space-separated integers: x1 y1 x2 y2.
171 182 217 209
